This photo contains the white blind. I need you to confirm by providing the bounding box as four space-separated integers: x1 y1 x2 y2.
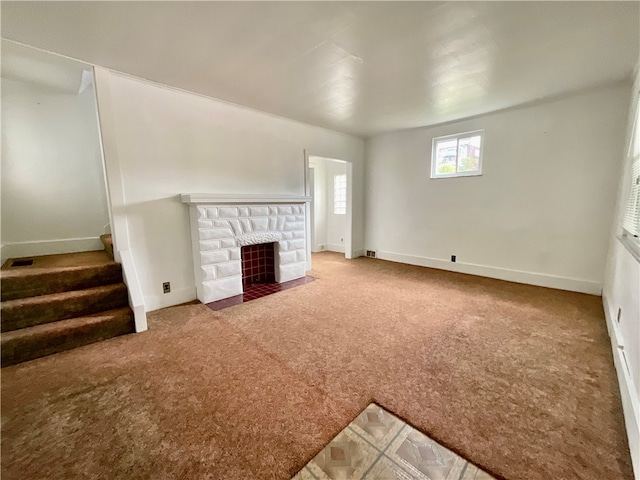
623 158 640 236
623 97 640 237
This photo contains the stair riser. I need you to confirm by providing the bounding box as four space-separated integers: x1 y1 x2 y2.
100 234 114 260
1 312 134 367
1 285 129 332
1 264 123 301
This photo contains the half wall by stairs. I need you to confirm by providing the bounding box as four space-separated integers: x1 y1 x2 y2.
1 242 135 367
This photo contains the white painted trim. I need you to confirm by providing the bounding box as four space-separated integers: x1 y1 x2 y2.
308 155 355 259
353 249 365 258
78 69 94 95
92 67 115 247
180 193 311 204
304 150 312 271
120 250 148 332
0 237 103 263
94 67 147 331
145 286 196 313
326 244 346 253
603 295 640 479
345 161 354 259
619 235 640 263
376 250 602 295
93 67 129 263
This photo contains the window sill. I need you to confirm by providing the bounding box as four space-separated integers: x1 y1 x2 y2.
618 234 640 263
430 172 483 179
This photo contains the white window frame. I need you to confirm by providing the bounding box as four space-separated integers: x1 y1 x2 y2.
621 90 640 258
431 130 484 179
333 173 347 215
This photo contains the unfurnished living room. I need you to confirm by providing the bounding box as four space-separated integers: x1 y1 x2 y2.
1 2 639 480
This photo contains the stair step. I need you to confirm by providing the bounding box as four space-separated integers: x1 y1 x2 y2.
2 263 123 302
100 234 114 259
1 283 129 332
1 250 120 301
1 307 134 367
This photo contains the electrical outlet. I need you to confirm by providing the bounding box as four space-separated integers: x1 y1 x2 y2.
341 238 344 242
451 255 456 262
366 250 376 258
163 282 171 294
617 307 622 322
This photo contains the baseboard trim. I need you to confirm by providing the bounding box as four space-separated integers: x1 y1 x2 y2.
1 237 103 263
376 250 602 295
603 294 640 479
326 244 345 253
145 286 197 312
353 249 365 258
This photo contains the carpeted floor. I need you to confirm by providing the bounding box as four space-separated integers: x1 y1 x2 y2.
1 252 632 480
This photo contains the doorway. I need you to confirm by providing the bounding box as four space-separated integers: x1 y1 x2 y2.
307 156 353 263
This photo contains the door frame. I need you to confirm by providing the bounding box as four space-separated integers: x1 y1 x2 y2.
305 153 354 270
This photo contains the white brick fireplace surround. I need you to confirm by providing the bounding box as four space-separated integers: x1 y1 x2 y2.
181 194 311 303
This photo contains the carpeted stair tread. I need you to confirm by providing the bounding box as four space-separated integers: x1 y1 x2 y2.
1 283 129 332
1 250 114 271
100 234 114 259
1 262 123 301
1 307 134 367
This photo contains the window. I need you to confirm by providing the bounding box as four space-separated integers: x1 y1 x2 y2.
431 130 484 178
334 174 346 215
623 97 640 239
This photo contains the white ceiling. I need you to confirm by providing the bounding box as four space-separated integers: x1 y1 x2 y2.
1 1 638 137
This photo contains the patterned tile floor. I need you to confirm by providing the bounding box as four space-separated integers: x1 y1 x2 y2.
206 276 315 311
294 403 496 480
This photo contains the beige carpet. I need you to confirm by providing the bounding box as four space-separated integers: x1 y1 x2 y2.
1 252 632 480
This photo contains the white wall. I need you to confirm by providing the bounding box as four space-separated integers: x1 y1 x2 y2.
94 69 365 311
603 68 639 479
325 160 347 253
309 159 327 252
365 82 630 294
1 77 109 261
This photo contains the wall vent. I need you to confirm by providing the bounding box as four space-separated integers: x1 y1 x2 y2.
11 259 33 267
366 250 376 258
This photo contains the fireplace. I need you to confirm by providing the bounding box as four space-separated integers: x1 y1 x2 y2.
181 194 311 303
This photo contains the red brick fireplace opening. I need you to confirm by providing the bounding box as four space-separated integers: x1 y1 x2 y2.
241 243 275 288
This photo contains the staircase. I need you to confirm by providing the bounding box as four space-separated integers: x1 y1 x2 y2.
1 236 135 367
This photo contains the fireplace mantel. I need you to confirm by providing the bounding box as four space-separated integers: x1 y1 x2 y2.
181 193 311 205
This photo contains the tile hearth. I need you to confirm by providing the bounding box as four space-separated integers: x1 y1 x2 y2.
205 276 315 311
294 403 496 480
